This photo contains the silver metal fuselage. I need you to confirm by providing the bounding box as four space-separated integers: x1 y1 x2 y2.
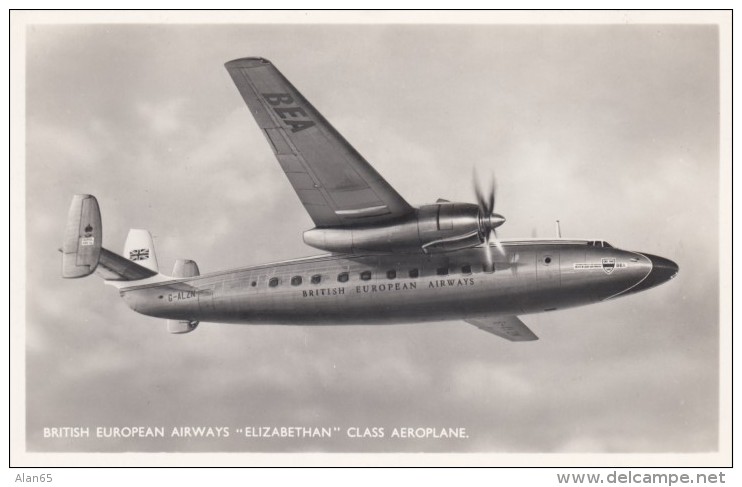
118 241 672 326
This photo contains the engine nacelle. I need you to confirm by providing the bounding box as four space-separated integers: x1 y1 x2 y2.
303 202 484 254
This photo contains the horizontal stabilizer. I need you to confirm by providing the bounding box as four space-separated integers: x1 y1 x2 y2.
62 194 102 278
465 315 538 341
95 248 158 281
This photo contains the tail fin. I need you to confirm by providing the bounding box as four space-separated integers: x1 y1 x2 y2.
123 229 159 273
172 259 199 278
62 195 162 283
62 195 102 278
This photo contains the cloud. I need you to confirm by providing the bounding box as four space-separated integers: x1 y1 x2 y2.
135 98 187 136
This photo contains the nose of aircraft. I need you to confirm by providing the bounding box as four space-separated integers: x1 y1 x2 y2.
630 253 679 293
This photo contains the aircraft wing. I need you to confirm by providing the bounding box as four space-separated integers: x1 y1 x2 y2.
465 316 539 341
225 57 414 228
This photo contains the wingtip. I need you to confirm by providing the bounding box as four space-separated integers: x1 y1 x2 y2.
224 57 272 69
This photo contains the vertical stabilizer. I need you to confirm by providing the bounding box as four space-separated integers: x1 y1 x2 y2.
62 194 102 278
172 259 200 278
167 320 199 334
123 229 159 273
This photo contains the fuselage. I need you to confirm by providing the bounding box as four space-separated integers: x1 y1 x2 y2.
63 58 681 335
118 240 678 326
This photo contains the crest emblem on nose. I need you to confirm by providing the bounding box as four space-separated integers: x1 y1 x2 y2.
602 258 616 274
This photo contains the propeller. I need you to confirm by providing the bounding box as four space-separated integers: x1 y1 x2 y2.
473 170 507 270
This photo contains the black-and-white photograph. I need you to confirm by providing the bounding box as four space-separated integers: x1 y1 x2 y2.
12 11 730 465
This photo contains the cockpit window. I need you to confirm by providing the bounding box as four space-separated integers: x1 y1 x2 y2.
588 240 613 248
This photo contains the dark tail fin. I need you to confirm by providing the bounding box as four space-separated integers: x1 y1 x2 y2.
62 195 160 282
62 195 102 278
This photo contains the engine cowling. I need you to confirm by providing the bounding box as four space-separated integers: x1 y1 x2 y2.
303 202 485 254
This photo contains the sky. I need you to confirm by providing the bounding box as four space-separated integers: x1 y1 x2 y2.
21 21 722 455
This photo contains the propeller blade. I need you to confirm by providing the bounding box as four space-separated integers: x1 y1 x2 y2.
509 252 520 276
473 170 487 211
492 230 506 256
473 169 505 263
483 231 493 271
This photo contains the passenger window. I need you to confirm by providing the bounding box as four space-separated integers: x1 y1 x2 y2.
338 272 349 283
360 271 372 281
268 277 280 288
461 264 472 275
436 267 448 276
291 276 302 286
387 270 396 280
408 268 419 278
311 274 322 284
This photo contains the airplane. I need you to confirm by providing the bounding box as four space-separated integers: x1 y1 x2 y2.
61 57 679 341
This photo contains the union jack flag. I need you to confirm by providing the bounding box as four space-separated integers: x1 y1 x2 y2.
130 248 149 261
